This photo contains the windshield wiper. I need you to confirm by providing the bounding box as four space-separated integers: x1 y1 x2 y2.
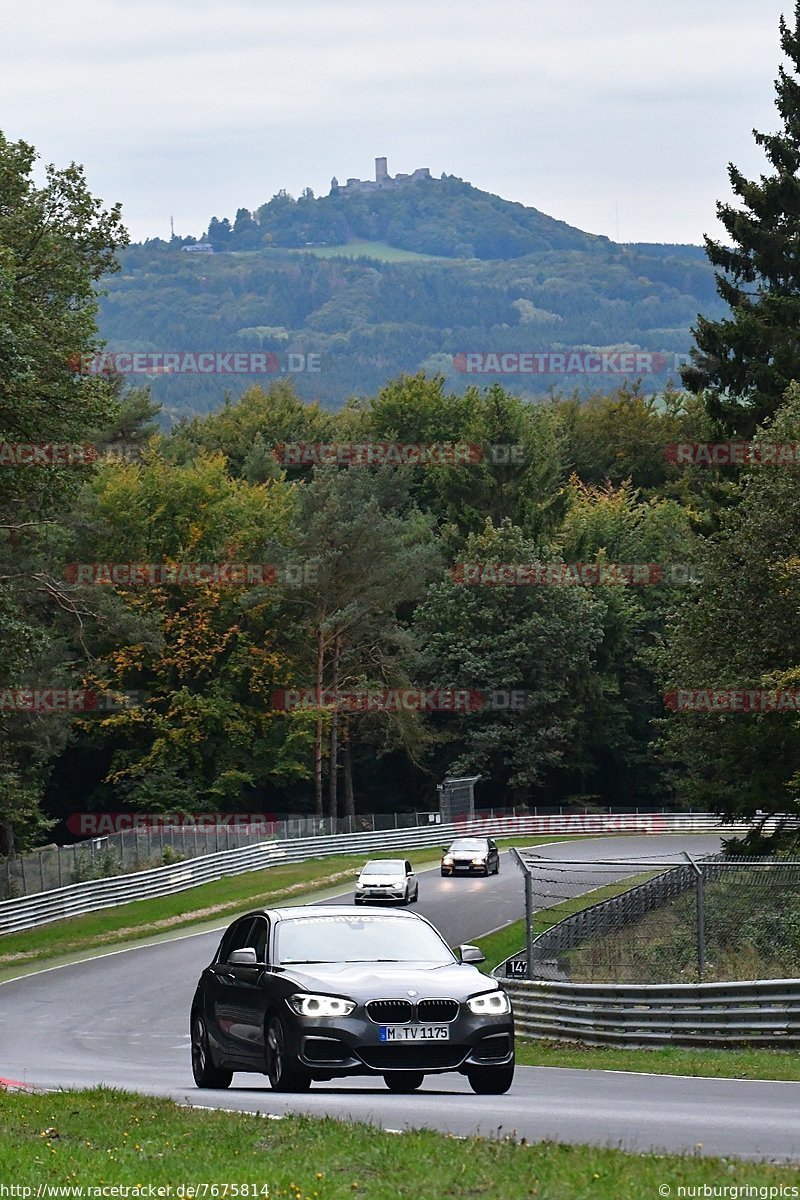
339 957 401 962
282 959 334 964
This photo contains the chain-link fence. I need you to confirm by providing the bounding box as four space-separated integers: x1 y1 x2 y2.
507 850 800 984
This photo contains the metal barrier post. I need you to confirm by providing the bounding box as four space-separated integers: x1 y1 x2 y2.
525 871 534 979
683 852 706 981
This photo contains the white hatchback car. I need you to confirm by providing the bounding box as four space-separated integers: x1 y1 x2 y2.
354 858 419 906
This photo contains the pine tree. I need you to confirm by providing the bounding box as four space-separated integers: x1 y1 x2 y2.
682 4 800 436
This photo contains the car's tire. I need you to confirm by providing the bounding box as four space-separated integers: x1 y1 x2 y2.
440 869 447 876
265 1014 312 1092
466 1064 514 1095
191 1013 233 1089
493 860 500 875
354 898 363 905
384 1071 424 1093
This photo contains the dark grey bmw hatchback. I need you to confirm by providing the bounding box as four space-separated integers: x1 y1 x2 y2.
190 905 514 1094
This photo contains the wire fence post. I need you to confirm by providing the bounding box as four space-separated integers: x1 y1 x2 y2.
682 852 706 981
524 871 534 979
697 867 706 981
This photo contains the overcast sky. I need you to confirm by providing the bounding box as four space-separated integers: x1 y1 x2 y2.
0 0 792 246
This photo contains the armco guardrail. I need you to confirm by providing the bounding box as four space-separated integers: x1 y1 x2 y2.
502 977 800 1046
0 811 732 935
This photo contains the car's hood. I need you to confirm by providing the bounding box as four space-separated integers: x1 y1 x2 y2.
357 875 404 885
277 960 493 998
449 851 485 860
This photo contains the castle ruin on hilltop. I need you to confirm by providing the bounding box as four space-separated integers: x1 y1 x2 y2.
330 157 432 195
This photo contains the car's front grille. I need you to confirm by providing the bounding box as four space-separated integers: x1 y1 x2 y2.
359 1044 468 1070
365 998 460 1024
366 999 413 1024
417 998 459 1022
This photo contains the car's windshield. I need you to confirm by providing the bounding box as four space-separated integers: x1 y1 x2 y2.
449 839 487 852
276 914 454 965
360 860 405 876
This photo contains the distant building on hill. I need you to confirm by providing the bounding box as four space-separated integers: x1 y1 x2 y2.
182 242 214 254
331 157 431 195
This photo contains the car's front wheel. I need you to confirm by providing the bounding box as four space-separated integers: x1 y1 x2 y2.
265 1014 311 1092
466 1064 514 1095
191 1014 232 1089
384 1071 424 1092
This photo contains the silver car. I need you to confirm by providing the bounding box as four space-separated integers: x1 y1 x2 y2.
354 858 419 905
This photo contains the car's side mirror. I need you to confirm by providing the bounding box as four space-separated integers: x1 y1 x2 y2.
458 944 485 964
228 947 258 966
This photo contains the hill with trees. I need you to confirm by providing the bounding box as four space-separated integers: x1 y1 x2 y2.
94 176 725 423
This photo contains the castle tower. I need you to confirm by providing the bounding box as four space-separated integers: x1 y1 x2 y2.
375 156 388 185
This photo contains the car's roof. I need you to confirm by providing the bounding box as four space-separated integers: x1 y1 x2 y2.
242 904 425 922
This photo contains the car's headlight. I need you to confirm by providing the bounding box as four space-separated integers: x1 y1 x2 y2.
467 989 511 1015
287 993 356 1018
442 855 454 864
471 857 485 866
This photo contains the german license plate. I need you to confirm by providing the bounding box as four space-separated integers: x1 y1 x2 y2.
379 1024 449 1042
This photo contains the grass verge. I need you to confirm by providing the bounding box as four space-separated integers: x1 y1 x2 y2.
2 1087 797 1196
513 1039 800 1082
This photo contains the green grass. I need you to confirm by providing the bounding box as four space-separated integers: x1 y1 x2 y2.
0 836 581 979
2 1087 798 1196
298 240 447 262
514 1039 800 1082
